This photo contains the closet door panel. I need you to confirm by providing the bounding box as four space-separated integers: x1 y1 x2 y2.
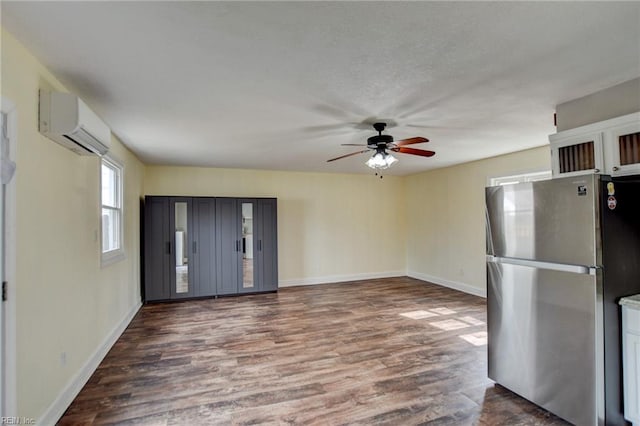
257 198 278 292
194 198 216 297
216 198 240 295
144 197 170 301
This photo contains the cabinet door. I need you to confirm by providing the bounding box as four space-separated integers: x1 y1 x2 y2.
216 198 241 295
239 199 257 294
170 198 195 299
144 197 170 301
608 121 640 176
256 199 278 292
193 198 216 297
550 132 604 178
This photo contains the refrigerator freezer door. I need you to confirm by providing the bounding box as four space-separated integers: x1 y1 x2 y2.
487 261 602 426
486 175 600 267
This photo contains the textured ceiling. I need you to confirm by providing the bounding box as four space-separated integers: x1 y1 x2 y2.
3 1 640 175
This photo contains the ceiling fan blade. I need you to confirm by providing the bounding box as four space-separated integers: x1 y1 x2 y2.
341 143 367 146
391 146 436 157
326 149 370 162
394 137 429 147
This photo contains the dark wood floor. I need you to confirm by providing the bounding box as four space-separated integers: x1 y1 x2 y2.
59 277 568 425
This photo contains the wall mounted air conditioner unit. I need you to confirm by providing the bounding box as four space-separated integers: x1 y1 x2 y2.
39 90 111 156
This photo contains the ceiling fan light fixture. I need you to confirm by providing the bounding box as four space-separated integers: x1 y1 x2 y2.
365 152 386 169
365 151 397 170
385 153 398 167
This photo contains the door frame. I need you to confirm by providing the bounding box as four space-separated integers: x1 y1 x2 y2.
1 96 17 416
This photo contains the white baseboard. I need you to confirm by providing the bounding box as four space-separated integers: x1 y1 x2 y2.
408 271 487 298
38 301 142 426
279 270 405 287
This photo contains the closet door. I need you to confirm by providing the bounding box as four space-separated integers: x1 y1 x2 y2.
144 197 170 301
256 198 278 292
216 198 241 295
169 197 195 299
193 198 216 297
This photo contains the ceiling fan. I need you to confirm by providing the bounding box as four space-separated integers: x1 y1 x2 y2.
327 122 435 170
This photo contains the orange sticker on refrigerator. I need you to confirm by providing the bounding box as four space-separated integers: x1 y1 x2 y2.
608 196 617 210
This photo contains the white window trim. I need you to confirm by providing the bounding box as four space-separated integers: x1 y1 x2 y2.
101 155 125 267
489 170 552 187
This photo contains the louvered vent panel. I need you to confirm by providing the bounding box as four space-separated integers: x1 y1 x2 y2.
558 141 595 173
619 132 640 166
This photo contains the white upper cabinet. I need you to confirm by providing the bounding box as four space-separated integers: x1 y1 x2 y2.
550 112 640 178
606 119 640 176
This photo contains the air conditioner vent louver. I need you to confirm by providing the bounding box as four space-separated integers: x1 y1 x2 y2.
62 134 95 155
39 90 110 156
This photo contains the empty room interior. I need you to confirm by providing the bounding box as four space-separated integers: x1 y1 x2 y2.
1 2 640 425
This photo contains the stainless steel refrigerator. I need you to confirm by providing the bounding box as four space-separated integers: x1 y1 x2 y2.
485 174 640 426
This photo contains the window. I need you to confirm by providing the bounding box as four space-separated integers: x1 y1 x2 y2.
490 170 551 186
101 156 124 265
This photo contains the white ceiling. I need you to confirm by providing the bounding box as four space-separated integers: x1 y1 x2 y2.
3 2 640 175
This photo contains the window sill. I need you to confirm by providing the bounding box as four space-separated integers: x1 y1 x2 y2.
101 249 125 268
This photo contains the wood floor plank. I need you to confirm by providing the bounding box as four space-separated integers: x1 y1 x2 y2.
59 277 569 425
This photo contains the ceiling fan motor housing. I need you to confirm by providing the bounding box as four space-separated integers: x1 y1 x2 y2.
367 134 394 147
373 122 387 132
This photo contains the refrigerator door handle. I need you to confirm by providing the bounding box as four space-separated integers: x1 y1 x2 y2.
487 255 598 275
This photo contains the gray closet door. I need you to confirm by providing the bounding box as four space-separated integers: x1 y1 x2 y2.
257 198 278 292
194 198 216 297
169 197 195 299
144 197 170 301
216 198 240 295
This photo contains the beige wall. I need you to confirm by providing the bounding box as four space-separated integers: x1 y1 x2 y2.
556 77 640 131
1 29 144 421
405 146 551 295
145 166 407 285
